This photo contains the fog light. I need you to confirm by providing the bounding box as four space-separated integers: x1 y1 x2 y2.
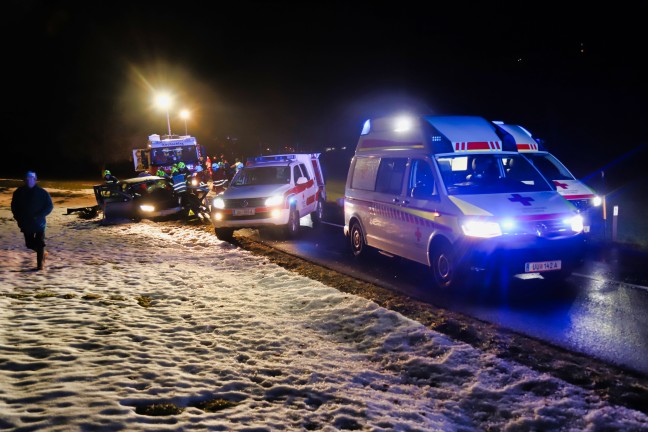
567 215 584 233
270 209 282 218
140 204 155 212
214 212 223 221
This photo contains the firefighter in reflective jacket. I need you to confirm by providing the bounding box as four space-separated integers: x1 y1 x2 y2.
156 168 170 179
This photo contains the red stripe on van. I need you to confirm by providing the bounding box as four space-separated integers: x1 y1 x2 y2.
564 194 596 200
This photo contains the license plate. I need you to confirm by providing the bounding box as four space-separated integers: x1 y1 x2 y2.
525 260 561 272
233 208 255 216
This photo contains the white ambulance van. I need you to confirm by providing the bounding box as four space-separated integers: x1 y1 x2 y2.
344 115 586 289
493 122 602 233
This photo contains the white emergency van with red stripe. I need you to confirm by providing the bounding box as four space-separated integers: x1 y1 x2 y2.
344 115 586 289
211 154 326 241
493 122 602 233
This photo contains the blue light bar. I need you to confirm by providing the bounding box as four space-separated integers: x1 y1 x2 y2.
360 119 371 135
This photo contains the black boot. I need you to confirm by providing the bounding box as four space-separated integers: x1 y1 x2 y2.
37 249 45 270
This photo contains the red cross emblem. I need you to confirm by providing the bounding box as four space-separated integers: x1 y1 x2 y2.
553 180 569 189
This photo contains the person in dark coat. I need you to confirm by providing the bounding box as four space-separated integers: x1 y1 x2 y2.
11 171 54 270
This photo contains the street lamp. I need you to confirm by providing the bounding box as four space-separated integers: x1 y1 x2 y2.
180 110 189 136
155 94 172 136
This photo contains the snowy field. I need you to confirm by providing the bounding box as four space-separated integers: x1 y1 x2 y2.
1 186 647 431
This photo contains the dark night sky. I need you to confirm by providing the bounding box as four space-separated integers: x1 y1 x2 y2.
3 1 647 185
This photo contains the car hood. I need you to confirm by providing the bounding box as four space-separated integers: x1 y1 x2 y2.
551 179 596 200
223 184 291 199
448 191 577 219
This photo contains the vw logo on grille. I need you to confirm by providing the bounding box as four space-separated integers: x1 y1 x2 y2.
242 200 249 208
535 223 548 237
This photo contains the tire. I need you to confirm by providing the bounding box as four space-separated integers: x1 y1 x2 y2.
310 199 323 228
284 208 300 238
349 221 368 259
430 240 456 289
214 227 235 242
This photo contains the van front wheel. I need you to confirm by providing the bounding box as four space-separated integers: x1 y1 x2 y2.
215 227 234 242
430 241 455 289
284 208 300 238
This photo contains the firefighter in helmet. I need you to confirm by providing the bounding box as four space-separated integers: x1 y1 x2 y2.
103 170 118 183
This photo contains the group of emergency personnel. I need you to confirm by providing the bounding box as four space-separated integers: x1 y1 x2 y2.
102 153 245 187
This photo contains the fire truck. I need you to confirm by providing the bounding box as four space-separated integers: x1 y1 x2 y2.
132 134 207 175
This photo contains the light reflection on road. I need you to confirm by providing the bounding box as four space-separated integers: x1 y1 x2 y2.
243 220 648 376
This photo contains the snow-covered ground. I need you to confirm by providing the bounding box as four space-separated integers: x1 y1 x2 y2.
1 186 647 431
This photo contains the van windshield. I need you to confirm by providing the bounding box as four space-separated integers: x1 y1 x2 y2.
436 154 552 195
231 166 291 186
523 153 575 181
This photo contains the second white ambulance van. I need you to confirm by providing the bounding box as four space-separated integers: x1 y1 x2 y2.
493 122 602 233
344 115 586 289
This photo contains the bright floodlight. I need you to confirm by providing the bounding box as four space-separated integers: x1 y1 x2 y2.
156 94 171 109
394 116 413 133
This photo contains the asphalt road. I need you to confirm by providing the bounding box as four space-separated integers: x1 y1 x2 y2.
233 204 648 376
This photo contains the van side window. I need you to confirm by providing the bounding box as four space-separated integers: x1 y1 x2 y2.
375 158 407 194
293 165 303 183
298 163 310 180
351 156 380 191
409 159 436 197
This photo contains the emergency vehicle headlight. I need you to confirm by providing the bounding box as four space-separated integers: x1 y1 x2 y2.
500 218 516 231
461 220 502 238
213 197 225 209
567 215 584 233
265 195 284 207
592 196 602 207
140 204 155 212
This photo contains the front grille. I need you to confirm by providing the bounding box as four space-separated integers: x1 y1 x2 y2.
223 198 266 209
569 198 592 211
223 211 272 221
506 218 573 238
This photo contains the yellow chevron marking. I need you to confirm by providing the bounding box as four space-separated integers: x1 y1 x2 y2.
448 196 493 216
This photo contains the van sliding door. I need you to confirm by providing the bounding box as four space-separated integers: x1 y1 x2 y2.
372 158 407 254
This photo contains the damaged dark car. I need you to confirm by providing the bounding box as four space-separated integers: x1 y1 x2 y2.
93 176 185 222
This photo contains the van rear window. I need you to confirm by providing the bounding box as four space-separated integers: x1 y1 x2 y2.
350 157 380 191
375 158 407 194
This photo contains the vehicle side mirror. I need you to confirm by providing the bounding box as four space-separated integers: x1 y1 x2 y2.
297 176 308 185
411 185 439 201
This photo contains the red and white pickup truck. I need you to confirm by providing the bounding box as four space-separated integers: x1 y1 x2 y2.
210 154 326 241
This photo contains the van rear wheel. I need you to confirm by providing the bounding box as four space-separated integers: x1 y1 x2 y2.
349 221 367 259
430 240 456 289
310 198 323 228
